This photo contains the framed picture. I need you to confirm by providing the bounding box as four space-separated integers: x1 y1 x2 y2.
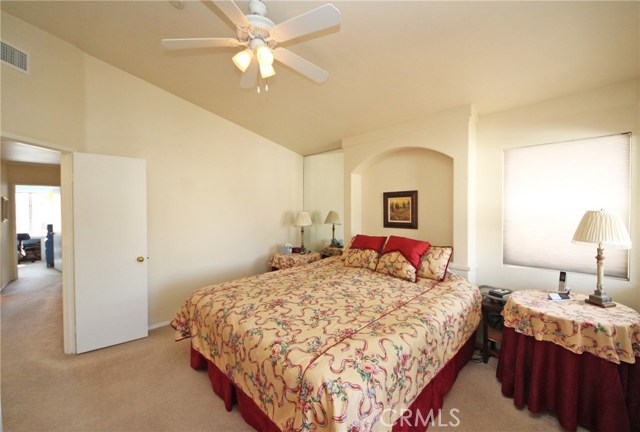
383 190 418 229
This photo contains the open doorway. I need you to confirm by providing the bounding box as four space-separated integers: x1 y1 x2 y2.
15 185 62 272
1 139 62 286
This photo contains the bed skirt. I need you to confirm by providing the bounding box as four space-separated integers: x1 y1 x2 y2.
189 331 476 432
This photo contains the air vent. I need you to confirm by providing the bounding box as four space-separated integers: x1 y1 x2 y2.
1 41 29 73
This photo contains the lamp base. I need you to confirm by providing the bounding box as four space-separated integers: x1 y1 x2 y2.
585 294 616 308
329 238 340 248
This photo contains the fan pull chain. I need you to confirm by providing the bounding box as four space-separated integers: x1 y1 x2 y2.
256 77 269 94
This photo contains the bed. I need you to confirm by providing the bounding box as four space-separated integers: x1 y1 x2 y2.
172 235 481 431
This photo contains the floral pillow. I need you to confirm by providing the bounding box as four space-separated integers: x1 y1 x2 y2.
375 236 431 282
417 246 453 281
344 234 387 270
340 236 356 260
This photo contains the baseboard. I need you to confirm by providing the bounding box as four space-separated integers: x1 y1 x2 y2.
1 276 17 291
148 320 170 330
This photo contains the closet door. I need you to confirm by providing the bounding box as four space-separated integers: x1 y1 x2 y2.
73 152 148 353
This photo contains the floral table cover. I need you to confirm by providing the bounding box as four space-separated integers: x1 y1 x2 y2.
172 256 481 431
502 290 640 364
269 252 322 269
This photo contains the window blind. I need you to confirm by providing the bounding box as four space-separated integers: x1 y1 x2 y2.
503 133 630 278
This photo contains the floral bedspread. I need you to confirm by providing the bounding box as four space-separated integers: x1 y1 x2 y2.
171 256 481 431
502 290 640 364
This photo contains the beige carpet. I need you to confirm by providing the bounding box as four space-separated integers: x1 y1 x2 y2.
2 263 576 432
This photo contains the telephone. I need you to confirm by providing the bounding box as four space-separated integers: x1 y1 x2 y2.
558 271 567 292
486 288 512 303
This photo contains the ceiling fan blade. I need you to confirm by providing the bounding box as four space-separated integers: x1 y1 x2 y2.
274 48 329 83
162 38 241 49
211 0 249 29
270 4 341 44
240 57 258 88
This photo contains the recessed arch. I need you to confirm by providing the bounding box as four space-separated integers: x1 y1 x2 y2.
343 105 477 281
351 145 452 175
353 146 454 246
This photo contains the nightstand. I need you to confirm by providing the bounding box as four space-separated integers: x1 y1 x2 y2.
480 288 507 363
320 246 343 258
268 252 321 270
497 290 640 429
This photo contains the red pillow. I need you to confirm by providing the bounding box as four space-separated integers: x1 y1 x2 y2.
381 235 431 269
350 234 387 252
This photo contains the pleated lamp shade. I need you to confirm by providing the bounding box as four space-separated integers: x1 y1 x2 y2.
324 211 341 225
294 211 312 227
572 210 631 249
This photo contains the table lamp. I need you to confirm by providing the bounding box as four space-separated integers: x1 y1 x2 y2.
324 211 341 247
294 211 312 253
572 209 632 307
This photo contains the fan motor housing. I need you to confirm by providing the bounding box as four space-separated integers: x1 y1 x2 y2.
238 15 276 46
248 0 267 16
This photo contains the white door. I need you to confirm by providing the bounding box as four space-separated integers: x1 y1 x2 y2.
73 152 148 353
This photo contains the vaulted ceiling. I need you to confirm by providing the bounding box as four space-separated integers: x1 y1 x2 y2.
2 1 638 156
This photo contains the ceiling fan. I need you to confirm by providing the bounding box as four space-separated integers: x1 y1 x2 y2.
162 0 341 92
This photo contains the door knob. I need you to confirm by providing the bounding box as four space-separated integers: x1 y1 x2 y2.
137 256 145 262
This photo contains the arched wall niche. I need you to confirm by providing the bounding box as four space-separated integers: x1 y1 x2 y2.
342 105 477 281
355 146 454 247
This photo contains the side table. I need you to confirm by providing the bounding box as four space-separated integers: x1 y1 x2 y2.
481 297 505 363
497 289 640 431
320 246 343 258
269 252 321 270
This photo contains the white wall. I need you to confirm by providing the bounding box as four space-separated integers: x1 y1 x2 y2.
303 150 344 251
476 80 639 310
0 13 85 150
82 55 303 324
1 11 83 292
1 12 304 326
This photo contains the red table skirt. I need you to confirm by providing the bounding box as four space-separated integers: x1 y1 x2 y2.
190 332 476 432
497 327 640 432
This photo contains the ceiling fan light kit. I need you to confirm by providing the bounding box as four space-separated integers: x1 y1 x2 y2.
232 49 253 72
259 64 276 79
255 44 274 67
161 0 341 92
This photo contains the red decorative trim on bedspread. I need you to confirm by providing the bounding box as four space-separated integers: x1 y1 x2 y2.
190 331 476 432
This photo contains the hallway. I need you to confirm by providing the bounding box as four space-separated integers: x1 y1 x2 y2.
1 262 64 351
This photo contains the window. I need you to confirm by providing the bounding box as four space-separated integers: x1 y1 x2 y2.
503 133 630 279
15 185 61 238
